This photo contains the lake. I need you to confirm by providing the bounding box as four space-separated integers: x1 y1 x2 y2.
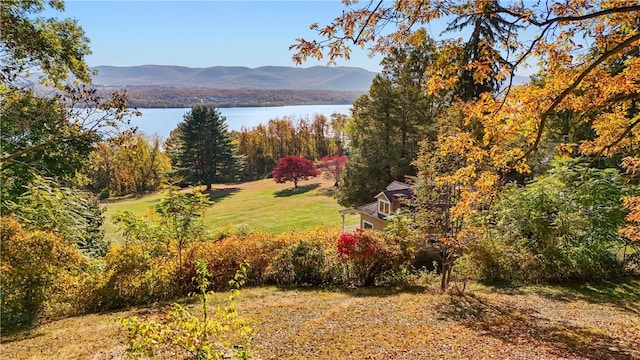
127 104 352 140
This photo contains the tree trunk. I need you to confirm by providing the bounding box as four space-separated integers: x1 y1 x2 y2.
205 182 212 191
178 243 183 287
440 260 452 292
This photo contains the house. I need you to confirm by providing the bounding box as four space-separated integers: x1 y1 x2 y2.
353 180 413 230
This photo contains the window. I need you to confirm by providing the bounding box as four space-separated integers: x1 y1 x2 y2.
378 200 390 215
362 220 374 229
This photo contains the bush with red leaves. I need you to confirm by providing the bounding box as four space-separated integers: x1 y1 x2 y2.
337 230 399 286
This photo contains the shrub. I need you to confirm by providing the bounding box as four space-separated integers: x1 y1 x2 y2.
183 232 288 289
467 231 542 285
471 158 631 284
184 228 343 289
55 259 111 314
120 260 253 360
98 244 180 309
448 254 474 292
337 230 402 286
267 240 336 286
0 216 84 329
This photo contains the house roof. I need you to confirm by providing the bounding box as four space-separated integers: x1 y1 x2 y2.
375 181 413 203
380 188 413 201
353 181 413 220
386 181 411 191
355 201 386 219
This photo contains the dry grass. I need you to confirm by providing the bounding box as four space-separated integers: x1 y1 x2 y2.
2 279 639 360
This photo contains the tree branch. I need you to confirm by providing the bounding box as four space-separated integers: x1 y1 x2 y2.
499 5 640 28
353 0 384 43
595 114 640 157
513 32 640 166
0 133 91 166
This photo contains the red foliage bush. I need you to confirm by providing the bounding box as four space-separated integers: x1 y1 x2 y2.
337 232 359 257
338 229 384 260
337 230 401 286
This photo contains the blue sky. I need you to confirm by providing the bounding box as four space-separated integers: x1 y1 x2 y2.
55 1 392 72
53 1 540 75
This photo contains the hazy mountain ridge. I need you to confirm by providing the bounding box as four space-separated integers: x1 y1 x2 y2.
92 65 377 91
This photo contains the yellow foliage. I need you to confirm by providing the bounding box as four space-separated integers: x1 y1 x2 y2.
292 0 640 223
0 216 84 327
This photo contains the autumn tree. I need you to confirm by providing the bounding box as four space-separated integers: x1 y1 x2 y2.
273 156 318 189
85 133 172 197
292 0 640 245
328 113 348 156
1 0 91 87
317 155 347 188
170 105 243 191
155 188 210 279
267 117 297 162
234 114 347 180
407 178 466 291
309 114 331 159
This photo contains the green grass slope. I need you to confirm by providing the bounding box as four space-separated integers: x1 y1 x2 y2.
102 178 358 242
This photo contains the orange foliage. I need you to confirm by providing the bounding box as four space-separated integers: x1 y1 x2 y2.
620 157 640 243
292 0 640 221
183 228 341 288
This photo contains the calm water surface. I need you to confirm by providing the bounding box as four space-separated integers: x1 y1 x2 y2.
128 104 352 139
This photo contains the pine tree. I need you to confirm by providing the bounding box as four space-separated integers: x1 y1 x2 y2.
338 32 439 206
172 105 243 191
445 0 521 101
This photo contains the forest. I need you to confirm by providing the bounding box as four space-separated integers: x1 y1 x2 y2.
97 87 363 108
1 1 640 359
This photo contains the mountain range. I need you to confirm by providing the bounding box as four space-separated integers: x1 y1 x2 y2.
92 65 378 91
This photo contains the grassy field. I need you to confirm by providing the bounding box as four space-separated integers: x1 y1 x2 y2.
102 177 359 243
2 279 638 359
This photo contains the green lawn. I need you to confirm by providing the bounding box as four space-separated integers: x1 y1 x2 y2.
102 178 359 242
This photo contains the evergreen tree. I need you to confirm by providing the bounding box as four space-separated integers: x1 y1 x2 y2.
445 0 521 101
338 31 439 206
172 105 243 191
339 75 398 206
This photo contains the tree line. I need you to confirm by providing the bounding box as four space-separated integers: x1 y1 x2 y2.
103 87 362 108
234 114 347 180
79 109 348 197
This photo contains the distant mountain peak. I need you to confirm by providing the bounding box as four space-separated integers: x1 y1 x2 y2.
91 65 377 91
